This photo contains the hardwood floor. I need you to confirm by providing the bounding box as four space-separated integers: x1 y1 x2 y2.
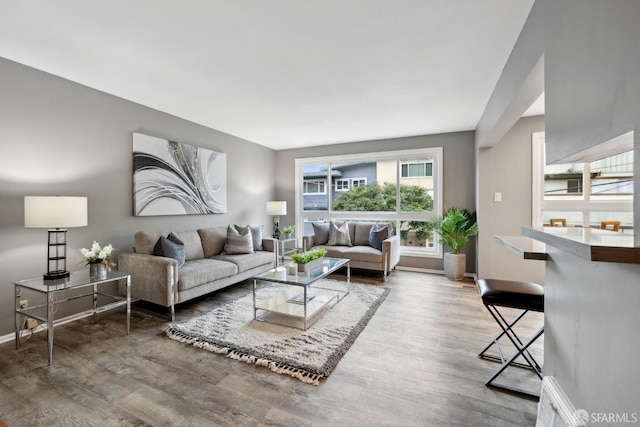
0 270 542 426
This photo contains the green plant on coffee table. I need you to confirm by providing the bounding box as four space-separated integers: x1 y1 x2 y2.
290 248 327 264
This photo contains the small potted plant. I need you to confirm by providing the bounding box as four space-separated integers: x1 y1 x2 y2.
427 208 478 281
282 226 295 239
290 247 327 272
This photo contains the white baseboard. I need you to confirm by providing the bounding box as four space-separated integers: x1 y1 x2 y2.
0 310 96 345
396 266 477 281
536 376 586 427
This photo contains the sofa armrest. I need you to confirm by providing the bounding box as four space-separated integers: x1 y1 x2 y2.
302 235 316 251
261 238 277 253
261 237 277 265
117 251 178 308
382 235 401 273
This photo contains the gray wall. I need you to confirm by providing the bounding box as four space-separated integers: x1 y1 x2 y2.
478 115 545 284
0 57 276 336
479 0 640 417
274 132 477 272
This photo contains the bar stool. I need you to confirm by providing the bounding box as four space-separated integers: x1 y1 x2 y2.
549 218 566 227
600 220 620 231
476 278 544 399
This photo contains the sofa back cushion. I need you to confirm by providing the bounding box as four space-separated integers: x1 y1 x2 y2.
170 230 204 261
198 227 227 258
134 231 164 255
353 223 374 246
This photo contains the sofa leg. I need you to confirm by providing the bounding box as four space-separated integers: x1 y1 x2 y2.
170 304 176 323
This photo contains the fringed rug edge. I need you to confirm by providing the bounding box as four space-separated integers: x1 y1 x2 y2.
165 326 325 385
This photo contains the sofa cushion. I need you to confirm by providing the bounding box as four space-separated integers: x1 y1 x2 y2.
198 227 227 258
159 234 186 268
354 223 374 246
312 222 330 245
134 231 164 255
170 230 205 261
234 224 264 251
213 251 274 273
328 221 352 246
224 225 254 254
176 259 238 291
343 245 384 263
369 223 389 251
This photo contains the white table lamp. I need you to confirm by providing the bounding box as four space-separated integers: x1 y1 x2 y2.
266 201 287 239
25 196 88 279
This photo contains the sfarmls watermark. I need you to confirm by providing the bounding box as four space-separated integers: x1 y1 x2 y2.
574 409 638 424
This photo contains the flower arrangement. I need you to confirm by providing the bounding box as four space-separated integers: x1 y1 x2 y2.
80 241 115 268
282 226 295 236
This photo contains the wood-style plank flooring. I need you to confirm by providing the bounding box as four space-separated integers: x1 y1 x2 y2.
0 270 542 426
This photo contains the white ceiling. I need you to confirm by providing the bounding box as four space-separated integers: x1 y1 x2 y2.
0 1 536 150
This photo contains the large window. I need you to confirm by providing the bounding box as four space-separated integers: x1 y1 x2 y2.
295 148 443 257
532 132 634 230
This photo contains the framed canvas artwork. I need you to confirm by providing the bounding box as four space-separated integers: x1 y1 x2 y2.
133 132 227 216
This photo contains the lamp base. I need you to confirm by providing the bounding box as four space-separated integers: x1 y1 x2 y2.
43 270 70 280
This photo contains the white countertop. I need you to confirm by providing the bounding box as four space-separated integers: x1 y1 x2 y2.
522 226 640 264
495 235 547 260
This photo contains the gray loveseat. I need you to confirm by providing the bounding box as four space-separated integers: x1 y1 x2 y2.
302 221 400 278
118 227 276 321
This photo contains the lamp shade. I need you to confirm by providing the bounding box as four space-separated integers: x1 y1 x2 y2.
25 196 88 228
266 201 287 216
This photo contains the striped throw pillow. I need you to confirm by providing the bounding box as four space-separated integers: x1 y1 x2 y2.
224 225 254 254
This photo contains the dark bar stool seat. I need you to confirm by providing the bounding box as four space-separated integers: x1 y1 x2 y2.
476 278 544 399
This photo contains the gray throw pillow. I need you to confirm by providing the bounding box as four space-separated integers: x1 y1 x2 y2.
368 223 389 251
159 234 186 268
312 222 330 245
328 221 352 246
225 225 254 254
234 224 263 251
153 232 183 256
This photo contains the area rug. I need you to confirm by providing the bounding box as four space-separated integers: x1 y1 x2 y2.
165 280 389 385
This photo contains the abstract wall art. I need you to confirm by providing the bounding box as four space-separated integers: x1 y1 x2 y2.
133 132 227 216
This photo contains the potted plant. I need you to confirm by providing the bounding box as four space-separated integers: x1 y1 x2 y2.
282 226 295 239
427 208 478 281
290 247 327 272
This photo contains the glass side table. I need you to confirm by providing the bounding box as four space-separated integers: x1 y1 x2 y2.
277 237 300 264
14 269 131 366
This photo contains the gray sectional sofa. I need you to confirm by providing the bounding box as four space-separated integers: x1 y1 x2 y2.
118 226 276 321
302 221 400 278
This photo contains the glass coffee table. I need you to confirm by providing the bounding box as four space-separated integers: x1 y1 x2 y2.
252 257 350 330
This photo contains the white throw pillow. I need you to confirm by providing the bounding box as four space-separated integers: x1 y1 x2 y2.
327 221 352 246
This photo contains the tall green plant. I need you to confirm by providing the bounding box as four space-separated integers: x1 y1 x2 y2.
427 208 478 254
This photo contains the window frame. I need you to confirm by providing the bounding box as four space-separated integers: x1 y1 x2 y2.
295 147 443 258
401 160 433 178
532 132 633 228
335 179 350 192
303 179 327 195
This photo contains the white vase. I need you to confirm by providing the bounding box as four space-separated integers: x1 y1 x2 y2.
444 253 465 281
